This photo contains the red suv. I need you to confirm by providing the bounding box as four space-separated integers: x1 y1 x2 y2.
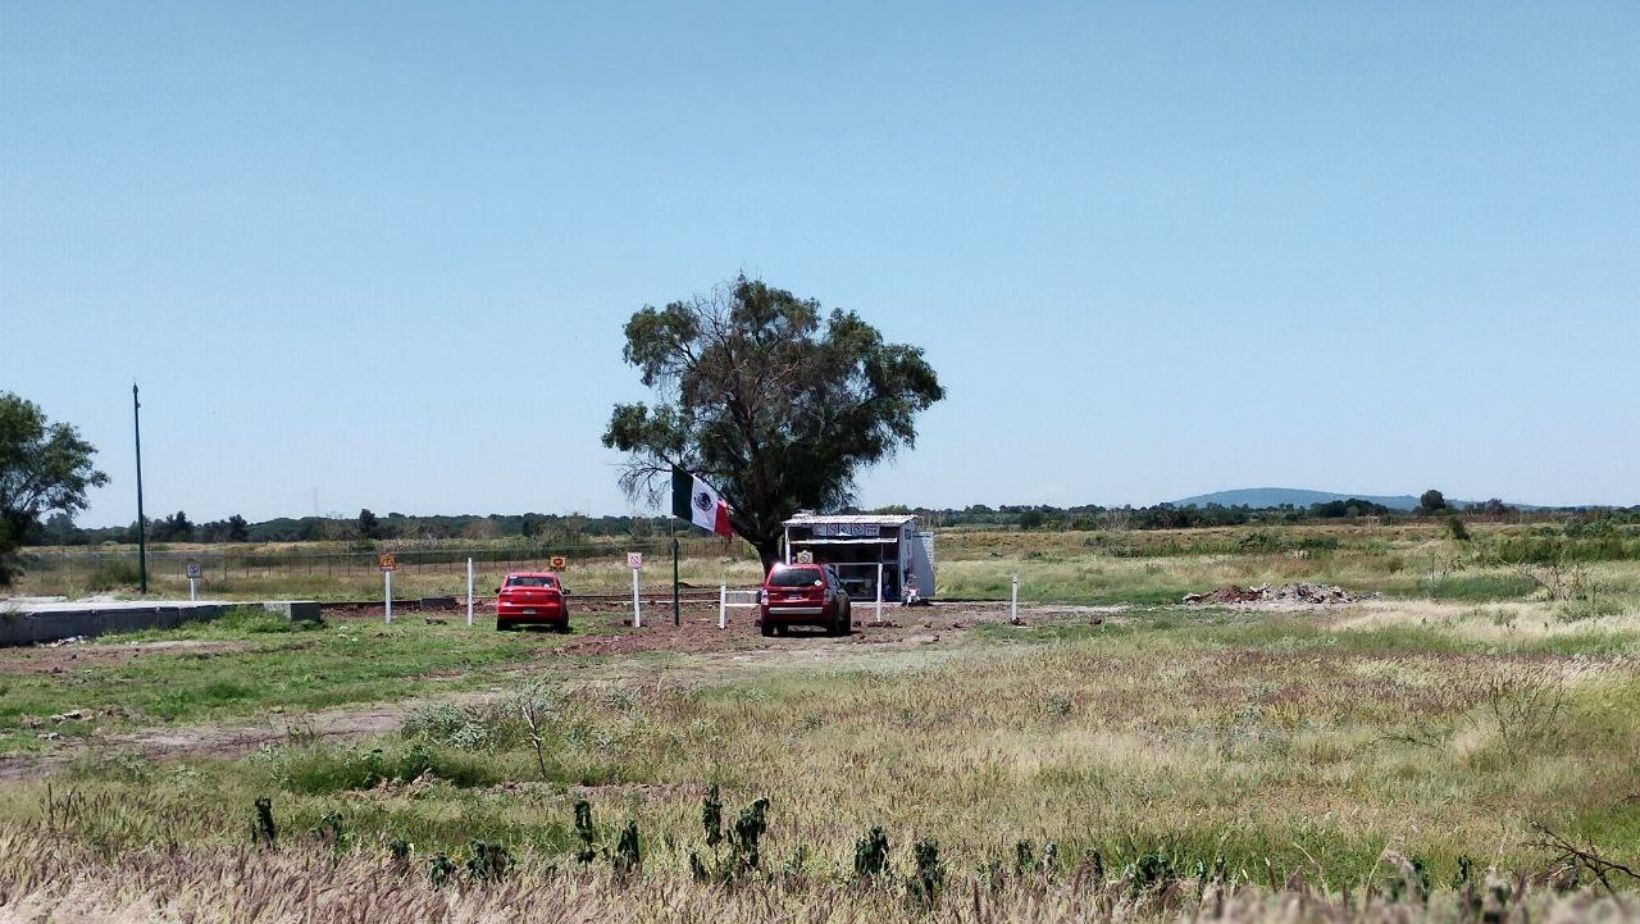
495 571 569 631
760 563 852 637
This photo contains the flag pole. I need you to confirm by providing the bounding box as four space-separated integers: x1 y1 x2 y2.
672 525 681 627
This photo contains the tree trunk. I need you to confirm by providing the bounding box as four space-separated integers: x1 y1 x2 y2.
753 537 781 575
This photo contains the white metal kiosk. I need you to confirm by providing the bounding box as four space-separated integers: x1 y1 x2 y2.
781 514 936 602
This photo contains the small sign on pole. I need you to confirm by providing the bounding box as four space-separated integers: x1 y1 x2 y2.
875 562 884 622
379 554 397 624
550 555 568 570
186 560 202 602
628 552 643 628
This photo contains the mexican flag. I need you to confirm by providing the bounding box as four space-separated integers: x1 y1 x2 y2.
671 467 734 537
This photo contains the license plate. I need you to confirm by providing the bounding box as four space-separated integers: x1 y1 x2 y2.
522 608 537 615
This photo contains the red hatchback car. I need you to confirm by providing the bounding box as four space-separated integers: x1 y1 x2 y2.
760 563 851 637
495 571 569 631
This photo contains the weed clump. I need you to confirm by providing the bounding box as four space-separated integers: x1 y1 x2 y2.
251 797 276 847
729 797 769 872
312 811 349 855
466 840 511 882
688 788 771 882
854 826 890 879
428 853 457 888
573 800 599 863
613 821 641 877
911 838 943 903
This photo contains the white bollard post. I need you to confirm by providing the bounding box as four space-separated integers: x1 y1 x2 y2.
466 558 474 626
188 578 198 602
1010 573 1019 622
631 567 642 628
875 563 884 621
719 583 728 629
385 570 393 624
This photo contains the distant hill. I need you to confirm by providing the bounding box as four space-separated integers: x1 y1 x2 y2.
1171 488 1423 511
1169 488 1551 511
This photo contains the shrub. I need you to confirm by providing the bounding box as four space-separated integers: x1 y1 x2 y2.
1558 597 1625 622
85 558 140 591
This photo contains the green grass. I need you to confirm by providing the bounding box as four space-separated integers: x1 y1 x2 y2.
0 619 551 753
1421 572 1541 601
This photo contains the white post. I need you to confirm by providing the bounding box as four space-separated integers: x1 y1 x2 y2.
385 570 393 624
631 567 642 628
875 563 884 621
188 578 197 602
719 583 728 629
466 557 474 626
1010 573 1019 622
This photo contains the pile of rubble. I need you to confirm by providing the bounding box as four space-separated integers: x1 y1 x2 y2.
1182 583 1371 606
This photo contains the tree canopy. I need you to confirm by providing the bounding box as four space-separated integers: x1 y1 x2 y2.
0 392 108 583
1418 489 1448 514
358 508 380 540
603 276 945 566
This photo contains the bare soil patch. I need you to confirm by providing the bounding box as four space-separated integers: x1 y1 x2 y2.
0 639 261 676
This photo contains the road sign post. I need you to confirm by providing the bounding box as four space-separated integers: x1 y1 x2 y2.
186 560 201 602
876 562 884 622
379 554 397 624
466 557 474 627
628 552 643 628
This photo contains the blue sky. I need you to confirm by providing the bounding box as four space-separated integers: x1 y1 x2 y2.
3 1 1636 526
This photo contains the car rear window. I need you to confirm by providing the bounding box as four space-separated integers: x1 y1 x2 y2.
768 567 823 587
506 576 556 588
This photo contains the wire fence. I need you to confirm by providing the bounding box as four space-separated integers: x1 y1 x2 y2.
22 537 758 586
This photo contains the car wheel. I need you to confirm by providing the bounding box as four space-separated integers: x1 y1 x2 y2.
760 619 775 638
838 600 852 636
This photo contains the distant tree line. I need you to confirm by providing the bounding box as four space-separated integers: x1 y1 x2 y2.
22 509 676 546
19 495 1640 548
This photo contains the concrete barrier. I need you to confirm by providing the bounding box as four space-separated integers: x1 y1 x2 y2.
0 602 226 647
261 601 322 623
0 599 324 646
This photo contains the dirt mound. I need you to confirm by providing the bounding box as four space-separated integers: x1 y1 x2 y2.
1182 583 1369 606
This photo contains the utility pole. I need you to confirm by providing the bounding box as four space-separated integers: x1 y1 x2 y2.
133 383 148 594
672 530 681 626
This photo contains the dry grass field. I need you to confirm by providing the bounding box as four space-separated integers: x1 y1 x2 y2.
1 521 1637 921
